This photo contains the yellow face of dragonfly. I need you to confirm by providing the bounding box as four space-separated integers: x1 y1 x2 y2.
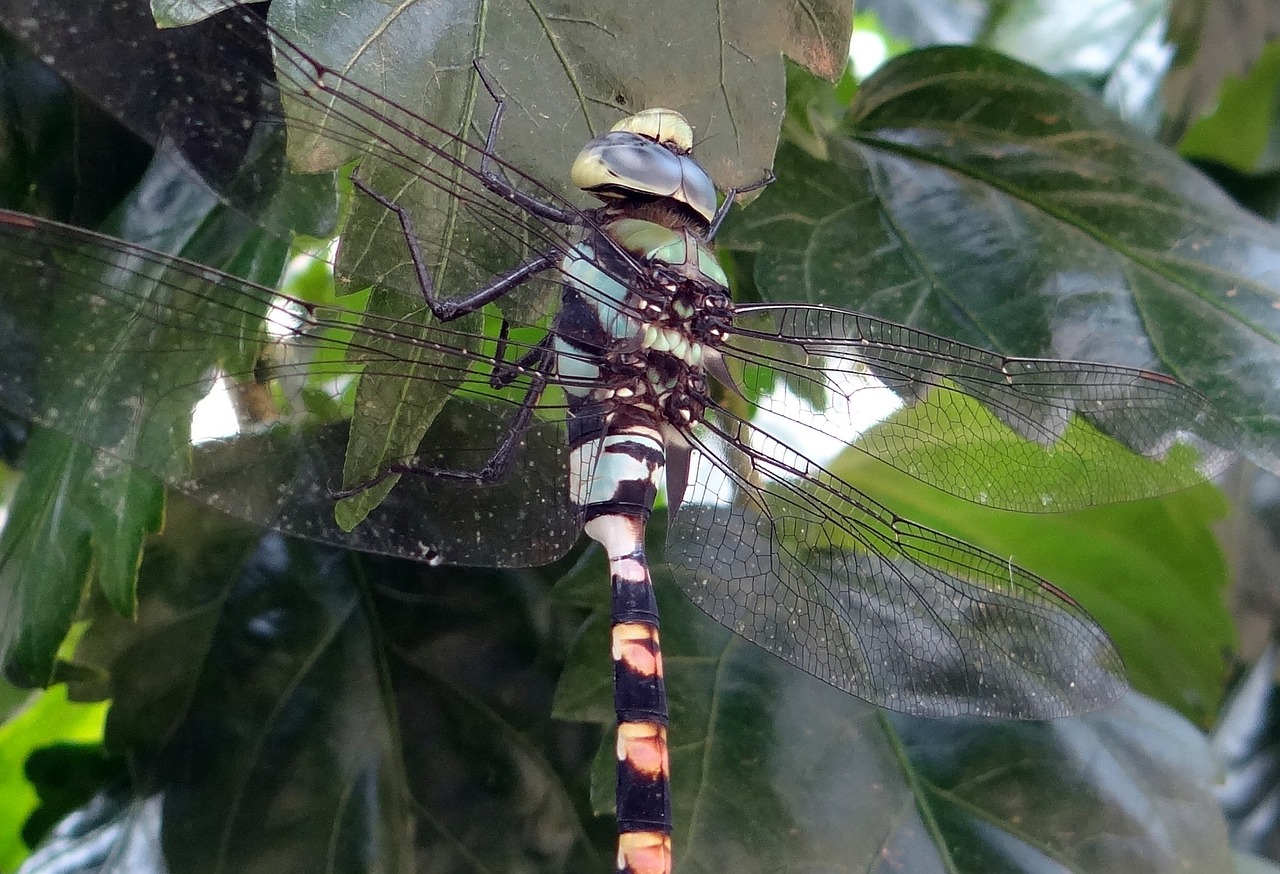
609 107 694 150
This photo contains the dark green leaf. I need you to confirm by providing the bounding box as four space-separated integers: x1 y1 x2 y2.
0 28 151 222
724 46 1280 470
53 500 598 872
73 507 416 874
0 429 161 686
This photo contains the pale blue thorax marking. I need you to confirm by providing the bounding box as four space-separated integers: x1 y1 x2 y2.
570 431 664 510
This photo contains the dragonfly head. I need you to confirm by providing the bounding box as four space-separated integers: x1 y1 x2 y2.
571 109 718 226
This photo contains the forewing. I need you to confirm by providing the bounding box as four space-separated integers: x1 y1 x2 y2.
726 304 1239 512
0 209 577 567
0 0 601 522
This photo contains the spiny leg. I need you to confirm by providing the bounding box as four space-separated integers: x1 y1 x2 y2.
351 61 581 305
351 175 559 321
342 63 575 492
331 335 553 498
490 319 552 388
471 60 581 224
706 171 775 240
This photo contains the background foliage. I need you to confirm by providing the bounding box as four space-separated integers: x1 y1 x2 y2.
2 0 1280 871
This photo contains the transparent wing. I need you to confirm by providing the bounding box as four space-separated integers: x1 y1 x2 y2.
7 0 685 517
666 413 1126 719
0 208 579 566
0 0 648 562
0 0 593 310
725 304 1238 512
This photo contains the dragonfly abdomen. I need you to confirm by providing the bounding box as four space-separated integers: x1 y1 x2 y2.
574 428 673 874
556 211 729 874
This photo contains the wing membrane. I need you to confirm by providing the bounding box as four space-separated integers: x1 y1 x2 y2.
667 411 1126 718
0 207 578 566
726 304 1237 511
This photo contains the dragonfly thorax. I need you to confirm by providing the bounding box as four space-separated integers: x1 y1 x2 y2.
556 213 732 429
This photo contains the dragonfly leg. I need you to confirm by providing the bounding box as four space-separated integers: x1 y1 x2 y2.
330 343 552 498
490 320 553 388
706 171 776 240
471 60 581 224
352 174 559 321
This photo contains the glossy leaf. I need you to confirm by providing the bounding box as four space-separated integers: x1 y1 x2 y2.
857 0 984 46
1214 644 1280 857
830 425 1234 723
723 46 1280 471
240 0 852 194
985 0 1170 127
73 507 416 873
14 787 162 873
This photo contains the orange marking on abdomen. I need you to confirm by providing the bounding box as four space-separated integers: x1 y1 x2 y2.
617 830 673 874
616 720 670 778
613 622 665 678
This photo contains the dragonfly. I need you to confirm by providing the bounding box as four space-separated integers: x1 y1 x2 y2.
0 1 1243 871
